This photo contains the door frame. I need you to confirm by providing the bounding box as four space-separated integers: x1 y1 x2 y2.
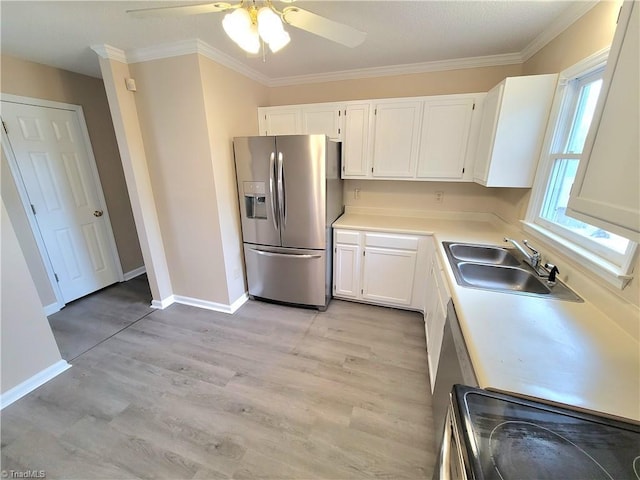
1 93 124 313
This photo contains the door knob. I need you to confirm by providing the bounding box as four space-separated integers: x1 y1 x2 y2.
93 210 104 217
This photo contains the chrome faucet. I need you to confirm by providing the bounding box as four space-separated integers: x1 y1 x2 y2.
504 237 543 272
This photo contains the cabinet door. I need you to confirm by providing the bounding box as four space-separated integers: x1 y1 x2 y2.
427 294 447 391
372 101 422 178
567 1 639 241
260 107 301 136
362 247 417 305
301 105 342 140
417 98 474 179
334 243 361 298
473 84 502 184
342 103 372 178
474 75 557 187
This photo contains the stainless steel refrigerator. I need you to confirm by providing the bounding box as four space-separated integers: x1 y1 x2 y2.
233 135 343 310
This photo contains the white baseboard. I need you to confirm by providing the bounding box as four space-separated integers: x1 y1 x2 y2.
123 266 146 281
150 292 249 314
173 293 249 314
228 293 250 313
1 360 71 410
43 302 62 316
151 295 175 309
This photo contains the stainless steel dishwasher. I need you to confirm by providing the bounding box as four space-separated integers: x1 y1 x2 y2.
432 299 478 479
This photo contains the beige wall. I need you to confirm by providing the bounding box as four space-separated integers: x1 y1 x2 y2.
198 55 269 302
98 56 174 305
268 64 522 105
523 1 621 75
129 54 267 305
0 55 143 276
344 180 504 214
1 200 63 394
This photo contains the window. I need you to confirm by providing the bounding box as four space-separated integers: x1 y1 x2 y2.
526 52 636 286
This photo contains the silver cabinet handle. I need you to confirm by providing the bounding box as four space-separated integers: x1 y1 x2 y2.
249 249 321 259
269 152 278 231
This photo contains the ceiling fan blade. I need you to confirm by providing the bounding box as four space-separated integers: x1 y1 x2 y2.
281 7 366 48
127 2 233 19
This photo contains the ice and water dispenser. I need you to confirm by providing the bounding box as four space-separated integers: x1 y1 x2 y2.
243 181 267 219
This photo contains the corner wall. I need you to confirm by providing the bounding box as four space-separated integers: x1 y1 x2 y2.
0 55 144 278
113 52 267 309
1 199 65 397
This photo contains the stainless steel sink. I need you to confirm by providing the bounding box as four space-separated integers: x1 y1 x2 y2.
442 242 582 302
448 243 520 266
457 262 550 294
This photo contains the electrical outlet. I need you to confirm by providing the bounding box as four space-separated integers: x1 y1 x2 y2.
354 188 360 200
435 191 444 204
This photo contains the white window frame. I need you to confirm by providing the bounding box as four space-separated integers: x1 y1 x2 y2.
524 48 637 290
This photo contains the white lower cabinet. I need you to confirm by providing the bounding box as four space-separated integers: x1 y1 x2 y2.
334 231 361 298
424 250 450 392
333 229 428 310
362 247 417 305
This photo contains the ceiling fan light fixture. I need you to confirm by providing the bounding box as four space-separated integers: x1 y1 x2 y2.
267 30 290 53
221 3 290 55
222 8 251 44
257 6 291 52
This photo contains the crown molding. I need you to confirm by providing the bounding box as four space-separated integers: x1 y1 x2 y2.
193 40 271 85
266 52 524 87
90 0 599 88
125 39 271 85
520 0 599 63
90 44 127 63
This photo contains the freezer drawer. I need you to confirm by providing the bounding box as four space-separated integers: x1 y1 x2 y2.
244 244 327 307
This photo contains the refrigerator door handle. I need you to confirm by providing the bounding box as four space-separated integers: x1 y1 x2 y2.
248 248 322 260
277 151 287 228
269 151 279 231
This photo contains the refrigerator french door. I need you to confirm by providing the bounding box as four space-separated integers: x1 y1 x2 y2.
233 135 342 309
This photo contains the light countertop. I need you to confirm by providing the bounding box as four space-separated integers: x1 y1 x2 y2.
333 210 640 422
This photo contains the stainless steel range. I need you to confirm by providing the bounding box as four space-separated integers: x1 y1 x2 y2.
439 384 640 479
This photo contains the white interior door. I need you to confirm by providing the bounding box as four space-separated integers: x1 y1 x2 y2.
2 100 120 304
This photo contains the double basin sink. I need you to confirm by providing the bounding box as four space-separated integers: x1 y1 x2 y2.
443 242 582 302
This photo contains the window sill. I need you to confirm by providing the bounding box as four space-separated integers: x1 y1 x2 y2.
521 221 634 290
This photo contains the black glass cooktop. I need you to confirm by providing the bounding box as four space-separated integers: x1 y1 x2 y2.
453 385 640 480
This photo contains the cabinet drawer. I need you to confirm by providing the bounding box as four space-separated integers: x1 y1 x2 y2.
335 230 360 245
365 233 419 250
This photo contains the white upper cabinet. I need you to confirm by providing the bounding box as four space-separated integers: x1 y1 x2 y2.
258 106 301 136
473 74 558 188
342 103 372 178
301 104 343 140
417 96 475 180
258 93 483 182
371 100 423 178
258 104 343 139
567 2 639 242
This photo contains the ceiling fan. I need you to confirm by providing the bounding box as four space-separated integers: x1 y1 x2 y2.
127 1 367 54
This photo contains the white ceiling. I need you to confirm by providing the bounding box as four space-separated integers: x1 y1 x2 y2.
1 1 596 86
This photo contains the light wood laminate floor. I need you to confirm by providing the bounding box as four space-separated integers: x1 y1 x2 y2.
2 296 435 479
48 274 153 360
